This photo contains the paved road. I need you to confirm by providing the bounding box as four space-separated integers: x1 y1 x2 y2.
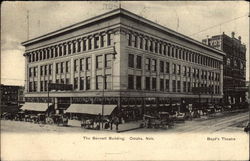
133 110 249 133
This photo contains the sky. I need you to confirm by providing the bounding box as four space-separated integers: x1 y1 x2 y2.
1 1 249 86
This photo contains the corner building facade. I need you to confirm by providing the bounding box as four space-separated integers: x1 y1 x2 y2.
22 9 225 118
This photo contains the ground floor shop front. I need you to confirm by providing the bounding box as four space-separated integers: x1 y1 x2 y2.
24 91 223 122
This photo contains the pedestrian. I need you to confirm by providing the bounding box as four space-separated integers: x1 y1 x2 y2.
110 117 113 130
115 117 119 132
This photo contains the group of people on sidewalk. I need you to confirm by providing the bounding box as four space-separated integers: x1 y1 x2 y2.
104 116 120 131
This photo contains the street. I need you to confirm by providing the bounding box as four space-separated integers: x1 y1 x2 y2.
134 110 249 133
1 110 249 133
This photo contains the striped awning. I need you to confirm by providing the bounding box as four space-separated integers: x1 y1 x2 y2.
65 104 116 115
21 102 52 112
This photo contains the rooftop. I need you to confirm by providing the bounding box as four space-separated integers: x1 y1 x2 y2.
21 8 225 56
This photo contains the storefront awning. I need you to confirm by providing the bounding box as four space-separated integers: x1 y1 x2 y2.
21 102 52 112
65 104 116 115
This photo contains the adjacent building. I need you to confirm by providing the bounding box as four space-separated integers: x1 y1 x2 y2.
21 8 225 118
202 32 247 104
0 84 24 106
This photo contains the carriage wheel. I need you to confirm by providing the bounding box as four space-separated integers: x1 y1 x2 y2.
46 118 54 124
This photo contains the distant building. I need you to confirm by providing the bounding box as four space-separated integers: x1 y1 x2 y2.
21 8 225 118
0 84 24 106
202 32 247 104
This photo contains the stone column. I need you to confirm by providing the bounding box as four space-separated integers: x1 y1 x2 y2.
169 61 173 92
70 58 74 84
52 61 56 83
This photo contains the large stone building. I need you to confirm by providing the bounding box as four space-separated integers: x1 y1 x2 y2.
202 32 247 104
21 8 225 119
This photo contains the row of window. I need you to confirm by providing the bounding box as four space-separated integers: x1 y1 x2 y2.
128 54 220 81
29 54 114 77
127 75 220 94
29 75 112 92
27 32 114 63
127 31 221 69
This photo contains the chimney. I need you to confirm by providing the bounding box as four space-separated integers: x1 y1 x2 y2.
231 32 235 38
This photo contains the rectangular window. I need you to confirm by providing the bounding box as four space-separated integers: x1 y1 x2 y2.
152 77 156 91
40 81 43 92
29 68 32 77
155 42 158 53
59 46 62 56
128 54 134 68
83 39 87 51
40 66 43 76
56 79 59 84
136 76 141 90
44 65 47 75
100 35 105 47
105 54 112 68
160 61 164 73
72 42 76 53
150 40 153 52
177 64 181 75
168 46 171 56
165 62 170 73
61 62 64 74
145 77 150 90
86 76 91 90
188 82 191 92
80 77 84 90
172 80 176 92
145 58 151 71
49 64 52 75
159 44 162 54
128 75 134 89
165 79 169 92
29 81 32 92
96 55 103 69
134 35 138 48
187 67 191 77
56 64 60 75
136 55 142 69
74 59 79 72
96 76 103 90
33 81 37 92
63 45 67 55
44 81 47 91
145 39 148 50
77 41 81 52
192 68 195 77
104 75 111 90
86 57 91 70
80 58 84 71
107 33 112 46
160 79 164 91
139 37 143 49
66 61 69 73
94 36 99 49
183 81 186 92
177 81 181 92
34 67 38 77
152 59 157 71
183 66 187 76
172 64 176 74
88 37 92 50
74 77 78 90
128 33 132 46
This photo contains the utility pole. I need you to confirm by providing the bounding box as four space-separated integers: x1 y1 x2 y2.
27 10 29 40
